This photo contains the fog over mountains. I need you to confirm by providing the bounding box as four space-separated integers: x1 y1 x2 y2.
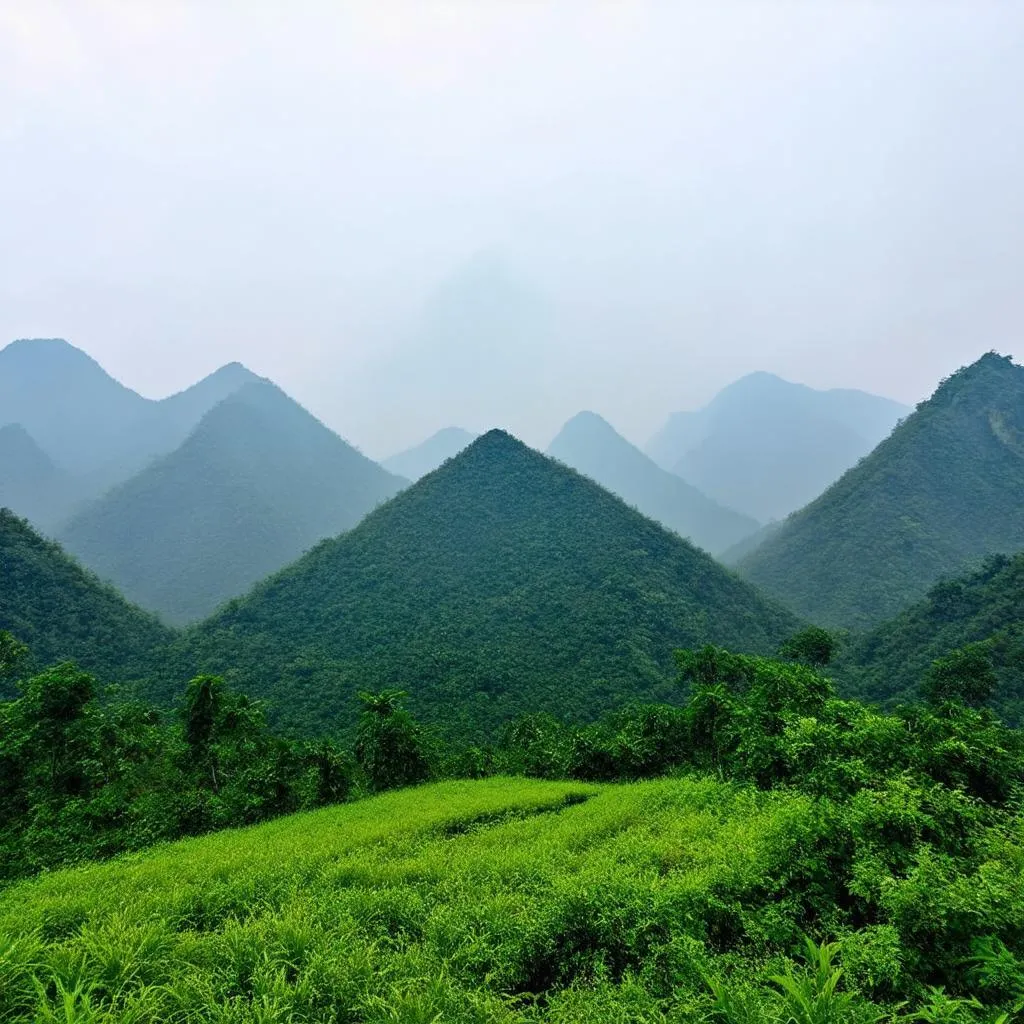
646 373 910 522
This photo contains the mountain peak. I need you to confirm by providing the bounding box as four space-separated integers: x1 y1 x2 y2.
167 422 797 738
547 411 759 555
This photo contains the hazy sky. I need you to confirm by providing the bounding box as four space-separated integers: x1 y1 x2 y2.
2 2 1022 456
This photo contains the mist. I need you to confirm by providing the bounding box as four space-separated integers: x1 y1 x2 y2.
2 2 1022 455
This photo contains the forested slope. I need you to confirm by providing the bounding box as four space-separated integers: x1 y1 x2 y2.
844 551 1024 721
60 381 406 624
0 509 172 682
166 430 799 737
738 353 1024 629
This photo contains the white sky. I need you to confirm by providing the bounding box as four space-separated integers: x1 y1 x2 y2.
2 1 1022 455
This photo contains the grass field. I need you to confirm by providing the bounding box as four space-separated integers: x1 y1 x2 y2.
0 775 825 1022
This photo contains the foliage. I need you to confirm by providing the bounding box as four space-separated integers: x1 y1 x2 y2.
779 626 839 667
354 689 430 792
161 430 800 739
738 353 1024 629
0 655 356 883
547 410 759 554
58 381 406 625
843 552 1024 723
1 639 1023 1021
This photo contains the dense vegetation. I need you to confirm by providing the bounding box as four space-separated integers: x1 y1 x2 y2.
739 353 1024 629
0 509 171 683
1 636 1022 1022
59 381 407 624
844 552 1024 722
646 371 908 522
547 410 759 555
163 430 799 737
382 425 477 480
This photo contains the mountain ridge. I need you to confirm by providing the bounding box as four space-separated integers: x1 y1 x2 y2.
737 352 1024 629
546 410 760 555
59 380 407 625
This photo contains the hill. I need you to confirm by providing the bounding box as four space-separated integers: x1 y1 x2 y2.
546 411 759 554
382 426 477 480
0 425 78 531
0 508 172 682
59 381 406 625
843 551 1024 721
646 372 908 521
737 353 1024 629
0 338 264 521
166 429 799 737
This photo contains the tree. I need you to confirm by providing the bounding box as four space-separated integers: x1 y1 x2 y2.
354 690 430 792
778 626 838 668
0 630 28 687
921 642 998 708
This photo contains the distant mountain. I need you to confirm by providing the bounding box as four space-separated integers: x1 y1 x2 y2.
60 381 407 625
164 430 800 739
737 353 1024 629
0 339 262 517
841 552 1024 723
546 412 759 555
0 425 77 531
383 427 477 481
0 509 172 683
647 372 909 521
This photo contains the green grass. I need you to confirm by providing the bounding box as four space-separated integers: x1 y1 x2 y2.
0 776 821 1022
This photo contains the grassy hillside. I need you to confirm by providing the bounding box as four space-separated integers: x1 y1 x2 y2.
646 372 908 522
165 430 799 737
60 381 406 625
844 551 1024 721
2 751 1021 1023
547 411 759 555
0 509 172 682
0 776 822 1022
738 353 1024 629
383 426 477 480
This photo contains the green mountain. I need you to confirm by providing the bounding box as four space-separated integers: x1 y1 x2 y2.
547 411 759 555
0 508 172 682
59 381 407 625
738 353 1024 629
382 426 478 481
843 552 1024 721
0 339 263 521
646 372 908 521
166 430 799 737
0 425 77 532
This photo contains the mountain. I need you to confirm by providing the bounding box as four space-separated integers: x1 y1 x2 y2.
59 381 407 625
383 427 478 481
737 353 1024 629
0 508 172 683
0 425 77 531
165 430 800 738
0 339 263 516
546 412 759 555
646 372 909 521
0 339 151 476
842 552 1024 722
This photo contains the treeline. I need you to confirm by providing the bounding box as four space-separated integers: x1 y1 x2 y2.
0 631 434 882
